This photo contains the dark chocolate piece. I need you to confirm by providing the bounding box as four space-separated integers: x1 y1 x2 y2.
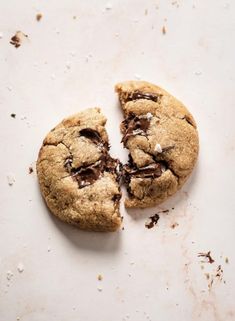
79 128 102 144
145 213 160 229
125 91 160 103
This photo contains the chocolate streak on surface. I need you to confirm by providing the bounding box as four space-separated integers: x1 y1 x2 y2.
198 251 215 264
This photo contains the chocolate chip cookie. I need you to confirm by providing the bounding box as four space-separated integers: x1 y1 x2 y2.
36 108 122 231
115 81 199 208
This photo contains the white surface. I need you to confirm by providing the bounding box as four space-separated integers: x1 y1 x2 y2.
0 1 235 320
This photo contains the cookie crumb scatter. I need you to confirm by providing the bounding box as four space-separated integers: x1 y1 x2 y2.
17 263 24 273
225 257 229 264
97 274 103 281
171 222 179 229
29 166 34 174
36 13 43 21
198 251 215 264
11 113 16 118
7 174 15 186
6 271 13 280
10 31 28 48
162 26 166 35
145 213 160 229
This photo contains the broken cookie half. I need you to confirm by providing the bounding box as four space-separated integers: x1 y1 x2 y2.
115 80 199 208
37 108 122 232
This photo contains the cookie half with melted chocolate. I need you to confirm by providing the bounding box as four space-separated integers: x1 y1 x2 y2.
37 108 122 231
116 80 199 208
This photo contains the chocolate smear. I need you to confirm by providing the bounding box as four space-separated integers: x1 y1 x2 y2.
198 251 215 264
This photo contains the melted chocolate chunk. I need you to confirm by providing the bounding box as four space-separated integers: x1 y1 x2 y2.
71 161 103 188
129 91 160 102
79 128 102 144
65 154 121 189
124 163 164 180
112 194 121 203
121 113 150 145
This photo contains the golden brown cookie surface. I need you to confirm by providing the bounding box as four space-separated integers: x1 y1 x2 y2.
116 81 199 208
37 108 122 231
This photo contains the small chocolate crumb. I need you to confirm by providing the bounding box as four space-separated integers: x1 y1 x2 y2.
145 213 160 229
205 273 210 280
29 166 33 174
198 251 215 264
225 257 229 264
122 227 125 230
11 113 16 118
162 26 166 34
97 274 103 281
162 209 169 213
170 222 179 229
10 31 28 48
36 13 43 21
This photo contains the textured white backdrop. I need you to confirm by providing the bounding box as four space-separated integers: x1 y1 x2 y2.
0 1 235 320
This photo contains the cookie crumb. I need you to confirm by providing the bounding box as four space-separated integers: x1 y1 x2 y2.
17 263 24 273
29 166 33 174
10 31 28 48
105 2 112 10
7 174 15 186
225 257 229 264
162 26 166 35
145 9 148 15
97 274 103 281
170 222 179 229
198 251 215 264
36 13 43 21
122 227 125 230
97 287 102 292
16 317 20 320
145 213 160 229
6 271 13 280
11 113 16 118
73 15 77 19
205 273 210 280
